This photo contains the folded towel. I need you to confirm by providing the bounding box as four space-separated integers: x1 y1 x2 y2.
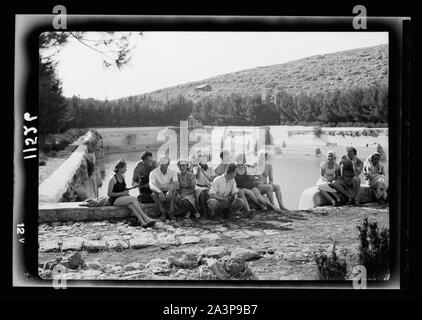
79 196 111 207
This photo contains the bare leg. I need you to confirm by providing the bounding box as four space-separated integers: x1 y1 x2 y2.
352 177 361 203
272 184 288 210
319 189 336 206
113 196 149 225
151 192 167 217
257 184 275 205
167 190 176 213
332 181 352 202
252 188 278 211
130 199 155 223
238 190 252 212
242 188 265 210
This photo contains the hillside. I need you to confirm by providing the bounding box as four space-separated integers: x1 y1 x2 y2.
125 44 388 103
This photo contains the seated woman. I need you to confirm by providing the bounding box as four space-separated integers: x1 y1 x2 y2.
363 152 388 204
191 153 216 217
107 159 156 228
316 151 342 206
235 153 282 214
176 159 201 219
332 155 359 204
253 152 288 211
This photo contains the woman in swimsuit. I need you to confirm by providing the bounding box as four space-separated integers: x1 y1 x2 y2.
107 159 156 228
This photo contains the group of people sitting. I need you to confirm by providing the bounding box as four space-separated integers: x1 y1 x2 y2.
107 150 288 227
107 146 388 228
316 146 389 207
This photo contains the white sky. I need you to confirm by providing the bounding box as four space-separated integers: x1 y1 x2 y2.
53 32 388 100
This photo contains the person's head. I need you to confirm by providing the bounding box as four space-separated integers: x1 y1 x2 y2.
220 150 231 164
177 159 189 173
371 152 381 165
141 151 154 166
235 153 246 166
158 156 170 172
327 150 336 162
225 163 238 180
346 146 357 160
113 159 127 174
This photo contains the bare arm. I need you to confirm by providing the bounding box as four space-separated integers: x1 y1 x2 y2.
268 164 274 184
148 171 162 194
132 162 141 185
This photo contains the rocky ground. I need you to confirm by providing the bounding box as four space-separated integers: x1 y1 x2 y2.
38 204 389 281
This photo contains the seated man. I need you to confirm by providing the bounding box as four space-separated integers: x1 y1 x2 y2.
149 156 179 220
332 147 364 205
132 151 158 204
253 152 288 211
214 150 231 176
191 153 217 217
207 163 248 219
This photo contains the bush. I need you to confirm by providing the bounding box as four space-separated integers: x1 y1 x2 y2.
314 245 348 280
357 217 390 280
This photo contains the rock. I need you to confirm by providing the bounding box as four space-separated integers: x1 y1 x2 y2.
86 260 101 270
146 258 171 274
262 230 281 236
81 270 103 279
63 272 82 280
156 233 177 246
222 230 250 239
120 270 147 280
107 240 129 252
243 230 264 237
168 253 199 269
41 258 62 271
123 262 143 272
103 235 121 242
61 237 84 251
92 222 108 227
110 266 123 274
83 240 107 252
39 240 60 253
220 256 257 280
87 233 102 240
200 246 230 259
230 248 262 261
179 236 202 245
61 252 85 270
129 234 156 249
198 265 218 280
200 233 221 242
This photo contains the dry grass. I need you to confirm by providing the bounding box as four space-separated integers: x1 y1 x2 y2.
129 44 388 103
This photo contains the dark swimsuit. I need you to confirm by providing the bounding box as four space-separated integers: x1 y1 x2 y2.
235 169 255 189
110 174 126 205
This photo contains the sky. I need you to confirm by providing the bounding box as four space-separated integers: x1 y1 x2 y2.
52 32 388 100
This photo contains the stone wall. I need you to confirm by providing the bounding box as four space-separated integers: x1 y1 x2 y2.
39 131 106 203
39 202 159 223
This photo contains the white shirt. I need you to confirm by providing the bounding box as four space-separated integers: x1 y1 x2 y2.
149 167 178 193
208 174 238 197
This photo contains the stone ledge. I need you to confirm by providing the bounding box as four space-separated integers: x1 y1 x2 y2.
298 185 374 210
39 202 160 223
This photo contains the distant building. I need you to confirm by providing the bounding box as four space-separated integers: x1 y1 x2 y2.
194 84 212 92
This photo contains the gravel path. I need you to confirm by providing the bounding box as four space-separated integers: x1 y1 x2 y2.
38 204 389 281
